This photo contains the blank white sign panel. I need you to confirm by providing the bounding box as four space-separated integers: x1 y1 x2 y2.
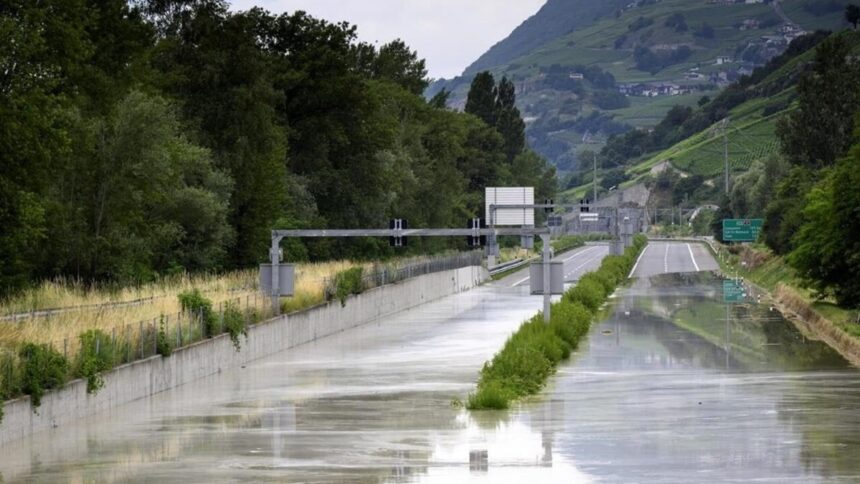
485 187 534 226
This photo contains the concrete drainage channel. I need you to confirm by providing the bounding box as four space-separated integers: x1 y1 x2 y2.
0 265 488 447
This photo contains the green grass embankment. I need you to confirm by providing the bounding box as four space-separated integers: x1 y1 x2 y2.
467 235 648 410
710 242 860 344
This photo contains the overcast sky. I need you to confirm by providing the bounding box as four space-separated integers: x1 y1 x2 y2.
229 0 546 79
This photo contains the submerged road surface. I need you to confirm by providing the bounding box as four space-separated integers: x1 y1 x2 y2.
2 242 860 482
503 243 610 289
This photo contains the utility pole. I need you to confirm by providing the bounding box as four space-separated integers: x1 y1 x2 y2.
723 118 730 194
583 130 598 203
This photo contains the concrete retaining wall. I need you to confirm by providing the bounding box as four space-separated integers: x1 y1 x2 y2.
0 265 488 446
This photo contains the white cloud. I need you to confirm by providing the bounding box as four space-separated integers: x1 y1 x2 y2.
228 0 546 79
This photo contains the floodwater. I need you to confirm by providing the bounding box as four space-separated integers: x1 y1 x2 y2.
2 273 860 483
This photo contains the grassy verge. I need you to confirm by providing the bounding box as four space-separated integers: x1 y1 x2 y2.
467 235 648 410
712 243 860 341
0 252 477 422
0 261 367 353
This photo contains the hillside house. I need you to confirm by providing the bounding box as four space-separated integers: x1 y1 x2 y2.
740 19 760 30
715 56 733 65
686 70 706 80
618 82 689 97
569 73 584 80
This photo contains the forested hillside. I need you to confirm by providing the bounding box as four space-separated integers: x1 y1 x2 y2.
0 0 555 297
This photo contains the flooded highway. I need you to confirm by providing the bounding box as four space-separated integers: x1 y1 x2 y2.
2 251 859 482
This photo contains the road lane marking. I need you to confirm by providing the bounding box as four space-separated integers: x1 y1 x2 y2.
561 246 599 262
628 243 649 278
686 243 700 272
664 243 670 273
566 248 608 279
513 246 601 286
512 275 531 287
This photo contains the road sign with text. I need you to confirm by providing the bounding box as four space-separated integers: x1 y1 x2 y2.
722 279 745 303
722 219 763 242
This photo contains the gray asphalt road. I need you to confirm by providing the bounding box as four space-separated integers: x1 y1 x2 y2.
498 244 611 289
630 240 719 278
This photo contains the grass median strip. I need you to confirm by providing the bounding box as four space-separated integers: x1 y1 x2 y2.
466 235 647 410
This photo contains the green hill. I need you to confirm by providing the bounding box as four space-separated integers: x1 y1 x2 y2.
430 0 851 177
560 29 860 205
462 0 628 76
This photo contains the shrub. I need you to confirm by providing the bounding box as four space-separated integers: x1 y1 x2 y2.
334 267 364 307
551 236 585 253
156 315 173 357
0 351 19 423
565 278 605 311
178 289 216 337
581 272 614 295
600 256 629 282
19 343 69 409
467 380 514 410
222 302 248 351
76 329 116 394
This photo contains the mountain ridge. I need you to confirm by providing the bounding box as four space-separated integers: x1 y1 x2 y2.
462 0 627 76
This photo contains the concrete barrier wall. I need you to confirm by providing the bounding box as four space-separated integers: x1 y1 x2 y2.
0 265 488 446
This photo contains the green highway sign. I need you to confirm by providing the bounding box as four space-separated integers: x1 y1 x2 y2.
723 279 746 303
722 218 763 242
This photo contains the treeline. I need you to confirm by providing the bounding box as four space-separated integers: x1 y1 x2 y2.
0 1 555 297
714 32 860 307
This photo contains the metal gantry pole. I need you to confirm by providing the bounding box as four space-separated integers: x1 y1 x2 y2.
270 236 281 316
541 234 551 324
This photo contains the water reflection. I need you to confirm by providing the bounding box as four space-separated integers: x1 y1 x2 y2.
514 273 860 483
2 275 860 482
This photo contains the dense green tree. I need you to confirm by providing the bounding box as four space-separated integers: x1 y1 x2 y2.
366 39 428 95
788 142 860 306
0 1 556 296
710 195 734 243
465 71 497 126
765 34 860 255
152 5 292 266
495 77 526 161
0 0 95 293
429 88 452 109
777 34 860 169
762 167 814 254
51 91 233 281
601 168 628 191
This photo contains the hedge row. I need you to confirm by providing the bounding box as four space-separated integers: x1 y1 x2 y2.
467 234 648 410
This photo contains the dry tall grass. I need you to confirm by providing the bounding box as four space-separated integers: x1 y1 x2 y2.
498 247 535 264
0 261 365 352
